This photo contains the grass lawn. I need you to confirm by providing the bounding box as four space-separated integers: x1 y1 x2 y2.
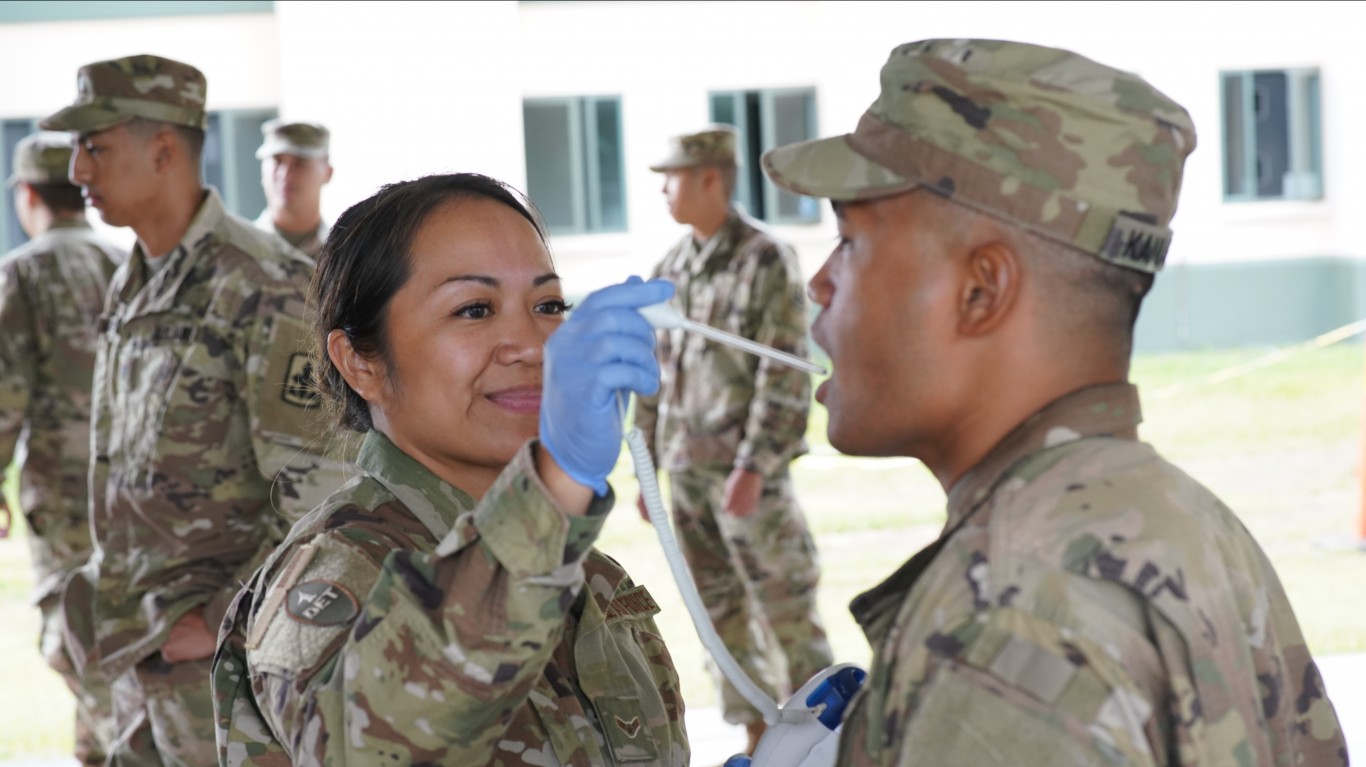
2 343 1364 759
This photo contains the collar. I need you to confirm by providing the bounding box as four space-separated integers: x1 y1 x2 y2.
944 382 1142 533
357 430 478 541
683 207 742 265
127 186 224 261
47 217 92 232
850 382 1143 638
121 187 224 305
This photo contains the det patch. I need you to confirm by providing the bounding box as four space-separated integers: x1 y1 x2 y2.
281 353 319 408
285 580 359 626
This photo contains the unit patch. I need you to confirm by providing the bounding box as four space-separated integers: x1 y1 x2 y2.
281 353 319 408
285 580 359 626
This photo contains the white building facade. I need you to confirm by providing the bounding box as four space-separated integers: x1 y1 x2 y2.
2 0 1362 351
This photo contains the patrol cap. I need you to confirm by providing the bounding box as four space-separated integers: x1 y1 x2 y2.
762 39 1197 273
40 54 208 134
256 119 330 160
649 125 738 172
6 131 75 187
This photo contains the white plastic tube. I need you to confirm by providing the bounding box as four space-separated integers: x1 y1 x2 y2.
639 302 827 375
624 424 782 724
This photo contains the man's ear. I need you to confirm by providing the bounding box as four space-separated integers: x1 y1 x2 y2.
14 181 33 212
13 182 36 237
700 165 722 193
151 126 177 172
957 241 1020 337
326 329 385 406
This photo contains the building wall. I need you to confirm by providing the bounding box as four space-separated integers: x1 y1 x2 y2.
1 0 1362 350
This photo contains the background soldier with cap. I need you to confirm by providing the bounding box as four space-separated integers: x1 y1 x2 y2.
0 130 122 766
759 39 1347 764
41 54 348 765
636 125 832 753
254 119 332 259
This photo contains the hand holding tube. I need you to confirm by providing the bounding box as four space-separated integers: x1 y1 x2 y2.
540 277 675 495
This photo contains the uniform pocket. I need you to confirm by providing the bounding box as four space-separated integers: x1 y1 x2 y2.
592 694 659 763
112 324 188 488
579 583 676 764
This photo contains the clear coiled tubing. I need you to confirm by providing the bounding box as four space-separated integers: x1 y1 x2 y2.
623 420 782 724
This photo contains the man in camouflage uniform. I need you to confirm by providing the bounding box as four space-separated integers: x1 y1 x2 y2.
636 125 832 751
253 119 331 259
0 130 123 766
760 39 1348 764
42 54 348 766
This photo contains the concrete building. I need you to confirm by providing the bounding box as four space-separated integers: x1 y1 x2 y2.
2 0 1363 350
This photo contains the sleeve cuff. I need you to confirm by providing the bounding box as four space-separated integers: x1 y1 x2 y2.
733 447 782 478
472 441 610 578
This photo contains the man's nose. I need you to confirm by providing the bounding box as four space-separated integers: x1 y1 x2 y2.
69 146 91 185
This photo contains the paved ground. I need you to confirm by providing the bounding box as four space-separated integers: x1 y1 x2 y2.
4 653 1361 766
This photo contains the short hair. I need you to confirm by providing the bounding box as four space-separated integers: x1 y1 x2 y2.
312 173 549 432
28 182 84 214
1011 221 1154 356
716 164 738 200
125 117 205 169
934 192 1153 356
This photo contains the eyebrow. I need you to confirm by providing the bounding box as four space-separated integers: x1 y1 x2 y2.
435 272 561 290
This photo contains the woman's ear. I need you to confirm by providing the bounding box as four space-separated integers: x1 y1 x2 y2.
957 240 1020 337
326 329 385 405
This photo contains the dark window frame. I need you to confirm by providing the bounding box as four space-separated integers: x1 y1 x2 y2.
710 87 821 225
1 108 277 253
1221 68 1322 202
522 95 628 236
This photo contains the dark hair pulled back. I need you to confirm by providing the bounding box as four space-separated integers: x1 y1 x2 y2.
310 172 547 432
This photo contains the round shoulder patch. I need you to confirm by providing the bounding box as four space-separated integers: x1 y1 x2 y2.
285 580 360 626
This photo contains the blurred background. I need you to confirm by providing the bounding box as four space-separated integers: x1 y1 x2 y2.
1 1 1363 764
3 0 1365 350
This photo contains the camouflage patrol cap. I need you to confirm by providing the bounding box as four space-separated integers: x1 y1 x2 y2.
6 131 75 187
649 125 738 172
40 54 208 134
256 119 330 160
762 39 1197 273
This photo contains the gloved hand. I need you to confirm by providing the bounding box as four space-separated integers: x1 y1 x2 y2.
541 277 675 495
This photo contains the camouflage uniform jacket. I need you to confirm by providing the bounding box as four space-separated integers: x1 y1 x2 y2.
838 383 1347 766
0 218 122 603
213 430 689 767
253 209 328 260
635 207 810 475
73 188 347 682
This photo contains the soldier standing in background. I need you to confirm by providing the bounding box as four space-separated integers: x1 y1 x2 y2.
41 54 348 766
0 130 123 766
635 125 832 754
253 119 331 259
761 38 1347 764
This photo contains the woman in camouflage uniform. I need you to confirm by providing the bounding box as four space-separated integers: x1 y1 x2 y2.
212 173 689 766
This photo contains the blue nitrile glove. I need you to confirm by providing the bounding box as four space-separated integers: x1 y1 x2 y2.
540 277 675 495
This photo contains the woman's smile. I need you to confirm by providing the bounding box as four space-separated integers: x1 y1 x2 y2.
486 384 542 413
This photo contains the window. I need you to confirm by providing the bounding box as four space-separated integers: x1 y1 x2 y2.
1221 69 1322 201
2 118 40 252
0 109 277 253
0 1 272 24
523 96 627 235
710 88 820 224
204 108 278 220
